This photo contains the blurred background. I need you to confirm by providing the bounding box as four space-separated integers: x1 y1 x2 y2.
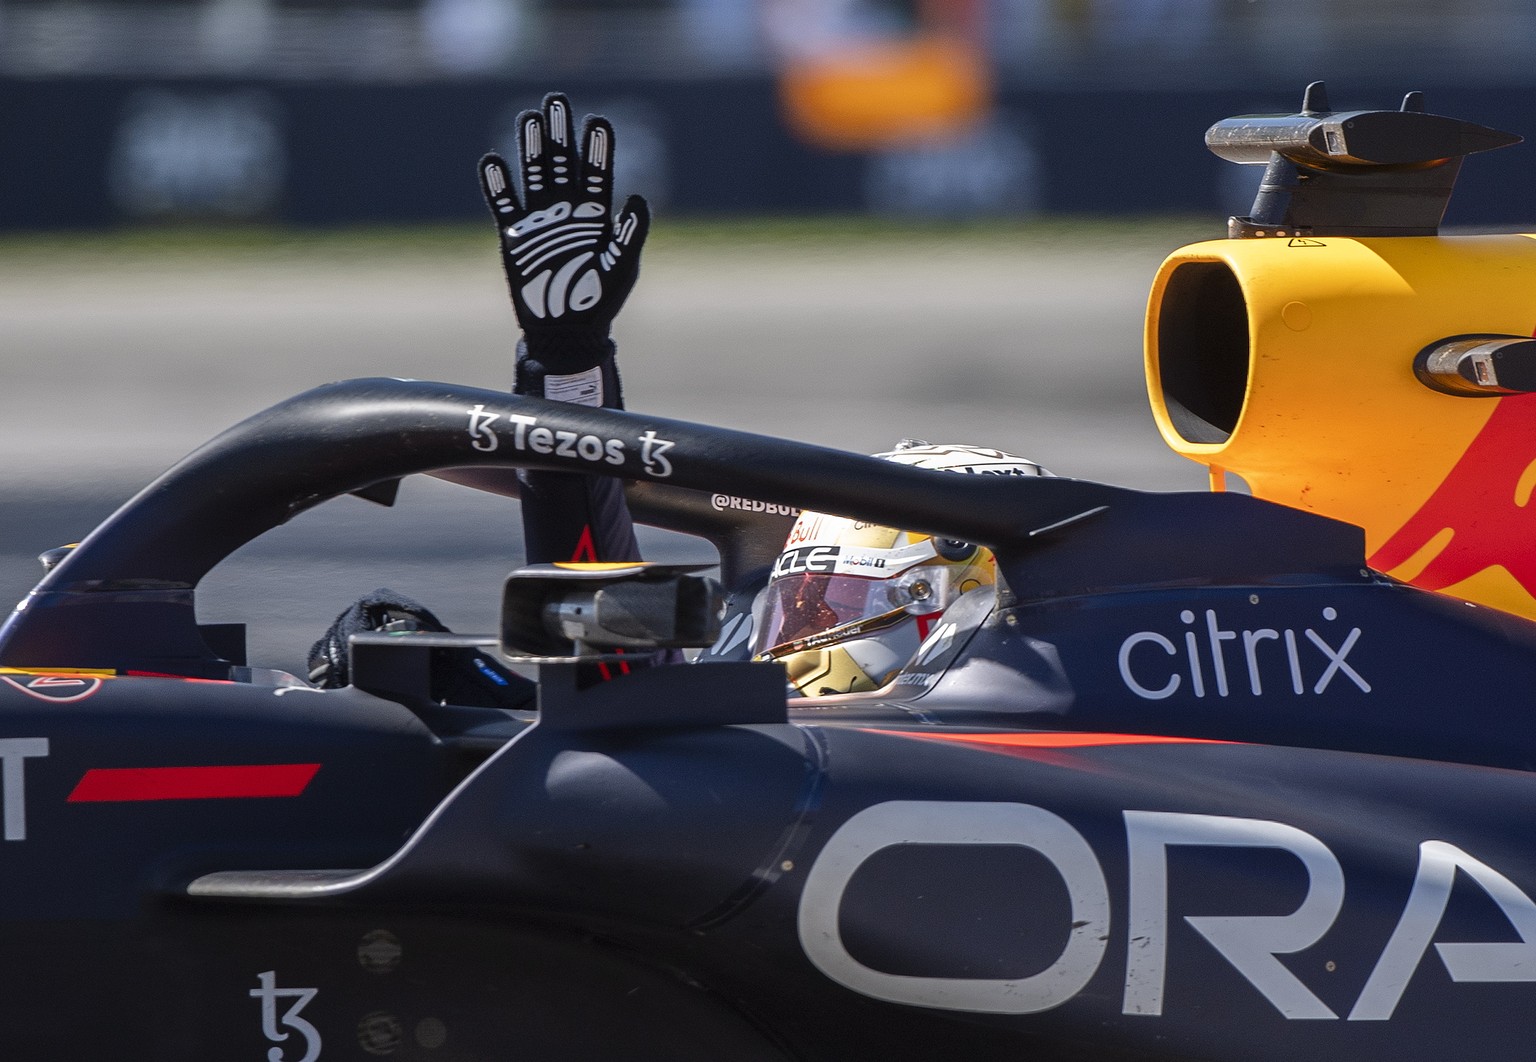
3 0 1535 228
2 0 1532 670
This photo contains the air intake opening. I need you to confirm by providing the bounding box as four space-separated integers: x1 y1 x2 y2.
1157 261 1249 444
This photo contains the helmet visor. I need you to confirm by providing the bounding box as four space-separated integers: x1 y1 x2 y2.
751 567 948 657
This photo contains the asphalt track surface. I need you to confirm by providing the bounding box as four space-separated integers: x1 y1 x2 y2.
0 225 1215 672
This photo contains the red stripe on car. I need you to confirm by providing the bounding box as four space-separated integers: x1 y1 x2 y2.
67 763 321 802
873 730 1231 749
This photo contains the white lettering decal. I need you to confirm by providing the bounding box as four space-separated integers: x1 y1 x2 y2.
1242 629 1279 695
798 801 1109 1014
577 435 604 462
1123 811 1344 1019
250 971 322 1062
1350 840 1536 1020
1307 610 1370 692
773 546 841 579
466 404 499 452
0 738 48 841
465 408 640 471
639 429 675 477
1284 629 1305 694
708 493 800 516
506 412 535 448
1182 612 1205 697
1118 632 1179 699
1118 608 1367 701
801 801 1536 1024
1206 611 1237 697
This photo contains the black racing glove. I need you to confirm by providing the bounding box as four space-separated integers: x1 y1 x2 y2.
308 588 446 688
308 589 532 709
479 92 650 409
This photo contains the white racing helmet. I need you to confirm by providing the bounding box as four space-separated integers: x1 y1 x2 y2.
750 442 1049 696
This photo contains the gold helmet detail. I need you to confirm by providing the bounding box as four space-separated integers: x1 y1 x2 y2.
751 443 1046 696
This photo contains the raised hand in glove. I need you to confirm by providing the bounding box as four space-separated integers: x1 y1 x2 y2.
480 93 650 408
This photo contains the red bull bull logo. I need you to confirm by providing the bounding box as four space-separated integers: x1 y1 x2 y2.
1369 395 1536 617
1145 235 1536 623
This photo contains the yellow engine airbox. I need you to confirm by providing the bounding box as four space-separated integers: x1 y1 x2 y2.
1146 234 1536 618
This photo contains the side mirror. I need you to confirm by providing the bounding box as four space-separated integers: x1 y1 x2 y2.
501 563 724 657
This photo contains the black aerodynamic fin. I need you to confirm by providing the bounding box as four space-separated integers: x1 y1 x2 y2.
1207 81 1521 237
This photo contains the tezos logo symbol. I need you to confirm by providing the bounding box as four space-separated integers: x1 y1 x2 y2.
250 971 321 1062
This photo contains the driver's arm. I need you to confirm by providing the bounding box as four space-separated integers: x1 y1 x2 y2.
308 96 650 693
479 93 650 566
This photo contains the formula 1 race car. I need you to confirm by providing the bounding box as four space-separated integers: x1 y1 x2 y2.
5 85 1536 1060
